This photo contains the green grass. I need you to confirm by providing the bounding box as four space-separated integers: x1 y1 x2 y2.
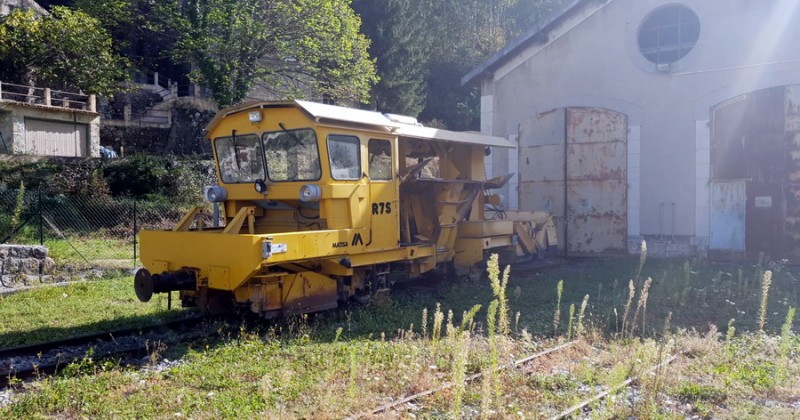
0 276 193 348
1 256 798 418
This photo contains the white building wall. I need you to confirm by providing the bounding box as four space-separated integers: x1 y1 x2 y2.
484 0 800 255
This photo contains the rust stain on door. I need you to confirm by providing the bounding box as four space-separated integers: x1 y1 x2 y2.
566 108 627 255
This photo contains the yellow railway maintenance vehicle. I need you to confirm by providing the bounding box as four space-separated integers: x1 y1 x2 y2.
134 100 557 317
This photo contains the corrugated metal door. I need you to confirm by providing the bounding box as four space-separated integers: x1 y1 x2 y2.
565 108 628 255
25 118 88 157
518 109 567 251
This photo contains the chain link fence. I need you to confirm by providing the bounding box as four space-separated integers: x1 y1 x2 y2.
0 187 222 271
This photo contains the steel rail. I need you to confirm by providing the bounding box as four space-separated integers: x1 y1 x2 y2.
549 351 683 420
0 314 208 387
354 339 579 418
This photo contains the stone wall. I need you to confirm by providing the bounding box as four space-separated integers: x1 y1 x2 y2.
100 101 215 156
0 245 58 292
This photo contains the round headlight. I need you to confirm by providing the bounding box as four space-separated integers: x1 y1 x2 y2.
299 184 322 202
254 179 267 194
204 186 227 203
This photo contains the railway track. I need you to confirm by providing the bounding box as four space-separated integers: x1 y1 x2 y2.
355 340 580 418
550 351 683 420
0 315 213 387
355 339 684 419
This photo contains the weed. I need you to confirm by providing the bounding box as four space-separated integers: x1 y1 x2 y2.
459 304 482 334
432 303 444 342
567 303 576 339
726 319 736 355
780 306 795 360
486 254 511 335
421 307 428 338
635 239 647 281
622 280 635 337
759 270 773 333
675 382 727 404
450 329 470 417
630 277 653 337
485 299 500 401
577 294 589 337
554 279 564 335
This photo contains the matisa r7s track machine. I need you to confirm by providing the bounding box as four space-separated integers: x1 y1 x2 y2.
134 100 556 317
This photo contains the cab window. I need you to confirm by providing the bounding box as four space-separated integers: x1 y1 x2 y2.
263 128 321 182
327 135 361 180
214 134 265 184
368 139 392 180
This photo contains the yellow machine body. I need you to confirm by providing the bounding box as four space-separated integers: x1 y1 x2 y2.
137 101 556 317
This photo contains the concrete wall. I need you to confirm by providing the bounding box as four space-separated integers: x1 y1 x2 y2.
482 0 800 256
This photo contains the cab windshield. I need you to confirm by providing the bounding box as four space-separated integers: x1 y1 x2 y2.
263 128 321 182
214 134 266 184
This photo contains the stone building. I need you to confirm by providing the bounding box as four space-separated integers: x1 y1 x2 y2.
0 0 46 16
0 0 102 157
0 86 101 158
464 0 800 260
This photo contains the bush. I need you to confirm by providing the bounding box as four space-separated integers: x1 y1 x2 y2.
102 155 213 203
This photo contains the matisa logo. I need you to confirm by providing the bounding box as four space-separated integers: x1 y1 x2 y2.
332 233 364 249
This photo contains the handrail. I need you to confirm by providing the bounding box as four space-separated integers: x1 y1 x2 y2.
0 81 95 112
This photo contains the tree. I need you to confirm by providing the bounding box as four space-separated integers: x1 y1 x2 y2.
0 7 130 96
154 0 377 107
74 0 183 78
352 0 434 117
416 0 569 130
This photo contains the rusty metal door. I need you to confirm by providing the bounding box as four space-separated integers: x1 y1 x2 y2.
518 109 567 251
784 87 800 261
565 108 628 255
711 87 790 261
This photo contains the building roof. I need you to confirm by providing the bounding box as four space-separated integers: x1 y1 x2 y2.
206 100 515 148
461 0 610 85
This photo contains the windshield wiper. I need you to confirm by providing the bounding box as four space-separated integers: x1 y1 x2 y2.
232 129 241 170
278 122 305 147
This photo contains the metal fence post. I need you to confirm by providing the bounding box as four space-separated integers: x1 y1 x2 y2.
38 187 43 245
133 199 138 268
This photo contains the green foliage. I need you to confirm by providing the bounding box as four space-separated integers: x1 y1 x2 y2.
675 382 727 404
0 7 130 96
10 180 25 228
156 0 377 107
352 0 433 116
74 0 176 74
102 155 209 202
